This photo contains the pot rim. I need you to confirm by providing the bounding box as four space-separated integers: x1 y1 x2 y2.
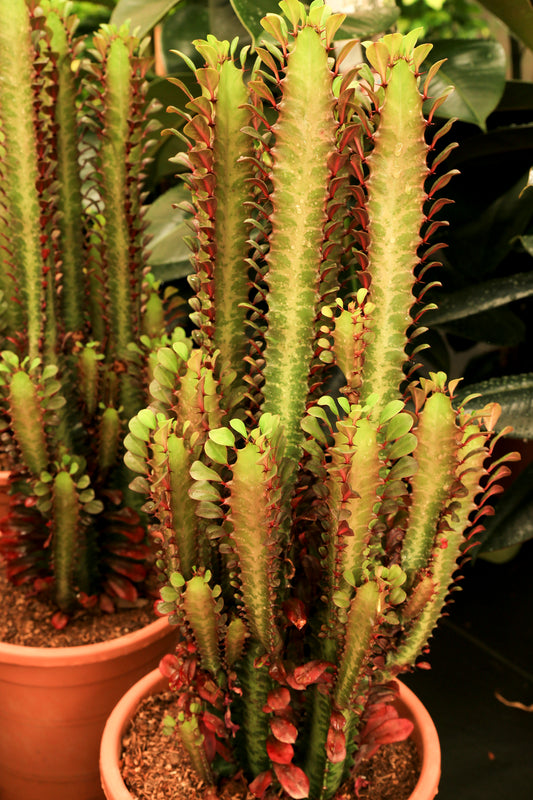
0 615 170 667
100 669 441 800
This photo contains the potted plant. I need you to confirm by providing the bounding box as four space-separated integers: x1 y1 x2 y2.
0 2 178 797
100 2 512 798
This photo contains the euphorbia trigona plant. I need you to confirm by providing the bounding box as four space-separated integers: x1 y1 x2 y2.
125 1 512 796
0 0 180 626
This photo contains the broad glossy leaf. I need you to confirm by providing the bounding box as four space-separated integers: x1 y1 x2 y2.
455 374 533 438
423 40 506 130
475 462 533 551
477 0 533 52
111 0 183 37
445 171 533 280
162 0 248 72
437 307 525 347
145 185 192 280
230 0 284 47
337 0 399 40
427 272 533 326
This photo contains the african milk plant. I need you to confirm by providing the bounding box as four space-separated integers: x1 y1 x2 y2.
0 0 179 625
124 1 511 797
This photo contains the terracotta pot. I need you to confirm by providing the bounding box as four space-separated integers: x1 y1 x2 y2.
100 669 441 800
0 469 10 519
0 617 176 800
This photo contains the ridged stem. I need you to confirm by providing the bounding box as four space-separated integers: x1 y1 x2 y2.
0 0 43 358
262 26 337 463
360 56 428 413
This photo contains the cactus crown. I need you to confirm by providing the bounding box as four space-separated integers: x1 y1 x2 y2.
132 1 505 797
0 0 178 622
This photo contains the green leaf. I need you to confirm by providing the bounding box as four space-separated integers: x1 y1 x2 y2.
111 0 184 38
188 481 222 502
170 571 186 588
379 400 405 426
455 374 533 438
160 585 178 602
424 40 506 130
137 408 158 430
209 427 235 447
190 460 223 482
204 439 228 464
385 412 414 442
229 418 247 437
387 432 418 460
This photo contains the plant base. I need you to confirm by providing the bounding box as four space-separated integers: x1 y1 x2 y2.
100 670 441 800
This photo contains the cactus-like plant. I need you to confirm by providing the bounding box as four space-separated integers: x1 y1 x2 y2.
0 0 179 624
124 1 512 796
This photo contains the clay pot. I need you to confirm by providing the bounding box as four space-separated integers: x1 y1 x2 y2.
0 470 10 519
0 616 176 800
100 669 441 800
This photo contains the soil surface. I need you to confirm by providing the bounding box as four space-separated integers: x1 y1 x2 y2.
120 692 420 800
0 566 157 647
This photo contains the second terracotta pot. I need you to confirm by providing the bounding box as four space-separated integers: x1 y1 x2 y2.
100 669 441 800
0 616 176 800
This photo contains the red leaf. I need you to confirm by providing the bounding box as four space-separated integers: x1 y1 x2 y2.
215 739 233 762
363 718 414 747
272 763 310 799
283 598 307 629
326 727 346 763
266 736 294 765
287 661 331 690
108 559 147 582
99 594 115 613
202 710 227 738
264 687 291 712
202 726 216 762
107 542 151 559
159 654 180 679
249 770 273 798
78 592 99 609
51 611 69 630
270 717 298 744
104 575 139 601
115 525 146 543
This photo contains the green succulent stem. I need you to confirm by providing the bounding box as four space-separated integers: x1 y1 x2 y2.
211 59 255 386
0 0 44 358
52 470 80 612
7 369 49 477
44 5 85 334
261 25 337 463
334 580 381 709
237 643 272 778
360 53 428 413
183 575 224 680
226 437 282 654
